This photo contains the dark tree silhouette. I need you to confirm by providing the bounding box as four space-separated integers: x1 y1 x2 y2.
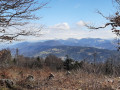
45 54 63 71
64 55 74 71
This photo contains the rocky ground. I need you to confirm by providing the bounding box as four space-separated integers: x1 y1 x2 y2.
0 66 120 90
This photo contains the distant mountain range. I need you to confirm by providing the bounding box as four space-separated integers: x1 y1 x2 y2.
58 38 116 50
10 38 116 50
7 38 120 61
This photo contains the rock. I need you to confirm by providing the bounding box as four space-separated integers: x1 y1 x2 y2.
0 79 5 86
66 71 71 75
108 79 114 83
105 78 114 84
5 79 14 88
27 84 34 89
26 75 34 82
48 73 54 80
0 79 14 89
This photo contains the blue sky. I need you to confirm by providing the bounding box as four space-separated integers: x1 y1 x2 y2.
37 0 115 25
28 0 117 41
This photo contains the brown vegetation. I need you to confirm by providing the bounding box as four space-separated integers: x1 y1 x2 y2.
0 66 119 90
0 49 119 89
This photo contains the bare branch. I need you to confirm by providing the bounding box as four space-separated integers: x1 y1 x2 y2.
0 0 48 42
85 23 112 29
86 0 120 51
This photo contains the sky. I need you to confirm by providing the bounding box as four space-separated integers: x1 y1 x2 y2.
27 0 118 41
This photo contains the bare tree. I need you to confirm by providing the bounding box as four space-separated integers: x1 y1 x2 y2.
0 0 48 42
86 0 120 51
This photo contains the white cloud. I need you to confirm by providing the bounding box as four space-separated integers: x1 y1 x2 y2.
23 22 116 41
87 29 116 39
50 22 70 30
76 20 87 27
26 28 116 41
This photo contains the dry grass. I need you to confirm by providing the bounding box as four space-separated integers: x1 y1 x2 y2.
0 66 119 90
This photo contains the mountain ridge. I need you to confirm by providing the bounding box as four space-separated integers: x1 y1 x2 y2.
8 38 119 61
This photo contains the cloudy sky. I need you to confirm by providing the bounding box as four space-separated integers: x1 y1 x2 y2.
28 0 117 41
